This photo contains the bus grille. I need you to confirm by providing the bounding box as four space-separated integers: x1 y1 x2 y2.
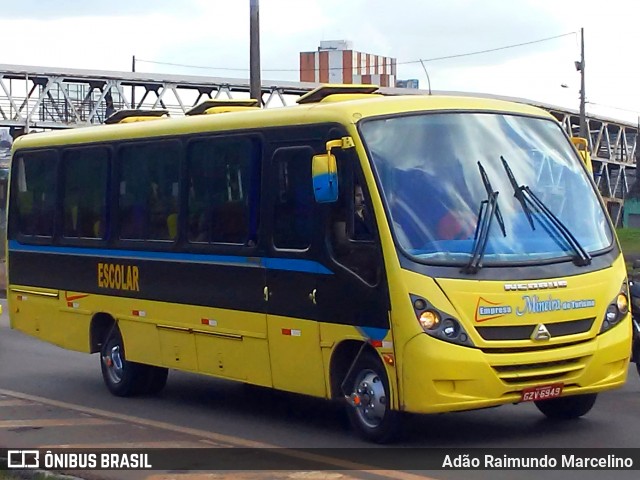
476 317 595 341
492 356 587 384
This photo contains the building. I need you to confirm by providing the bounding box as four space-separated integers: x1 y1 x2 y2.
300 40 396 87
396 79 420 89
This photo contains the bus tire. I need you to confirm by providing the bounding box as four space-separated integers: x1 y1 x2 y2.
633 341 640 378
142 366 169 395
344 351 402 443
100 329 144 397
534 393 597 420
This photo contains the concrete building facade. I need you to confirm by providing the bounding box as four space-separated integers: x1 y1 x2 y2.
300 40 396 87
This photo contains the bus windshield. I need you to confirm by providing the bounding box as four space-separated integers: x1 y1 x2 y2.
360 112 613 266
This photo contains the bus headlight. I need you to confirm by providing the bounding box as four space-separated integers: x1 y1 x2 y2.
600 283 629 334
419 310 440 330
410 294 474 347
616 293 628 315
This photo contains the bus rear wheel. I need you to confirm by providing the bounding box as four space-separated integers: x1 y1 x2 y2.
143 366 169 395
344 351 402 443
534 393 597 420
100 329 168 396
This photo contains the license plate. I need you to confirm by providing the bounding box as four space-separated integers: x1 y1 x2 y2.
521 383 563 402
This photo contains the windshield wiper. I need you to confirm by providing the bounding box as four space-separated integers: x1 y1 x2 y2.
500 156 592 266
463 162 505 274
478 161 506 237
501 156 535 230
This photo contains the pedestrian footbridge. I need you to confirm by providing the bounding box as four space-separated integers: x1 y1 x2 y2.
0 63 637 225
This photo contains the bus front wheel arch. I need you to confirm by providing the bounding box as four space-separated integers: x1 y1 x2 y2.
90 313 116 354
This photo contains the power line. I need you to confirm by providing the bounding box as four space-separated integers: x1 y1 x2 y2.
418 32 576 63
587 101 640 115
136 31 576 74
136 59 248 72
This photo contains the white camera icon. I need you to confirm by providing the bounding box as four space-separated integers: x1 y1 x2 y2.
7 450 40 469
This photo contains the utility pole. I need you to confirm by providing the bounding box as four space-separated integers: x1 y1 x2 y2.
249 0 262 106
131 55 136 109
578 27 587 139
419 60 432 95
25 74 30 133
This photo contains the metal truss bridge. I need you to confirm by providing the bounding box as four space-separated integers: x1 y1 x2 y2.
1 63 637 226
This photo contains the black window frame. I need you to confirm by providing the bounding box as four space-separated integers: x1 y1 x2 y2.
113 138 183 250
270 145 317 253
182 132 263 256
58 145 111 247
185 134 260 248
9 148 59 245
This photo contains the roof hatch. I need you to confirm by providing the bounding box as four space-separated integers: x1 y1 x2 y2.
185 99 260 116
104 109 169 124
296 84 380 104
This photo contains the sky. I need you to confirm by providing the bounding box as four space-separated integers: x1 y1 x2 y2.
1 0 638 124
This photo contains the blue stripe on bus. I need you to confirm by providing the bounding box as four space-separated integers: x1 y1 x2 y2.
8 240 334 275
263 257 333 275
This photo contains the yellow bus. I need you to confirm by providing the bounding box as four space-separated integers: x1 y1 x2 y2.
6 85 631 442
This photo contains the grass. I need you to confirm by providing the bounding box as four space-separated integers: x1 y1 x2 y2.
0 473 64 480
0 471 73 480
617 227 640 254
0 469 76 480
616 227 640 273
0 458 77 480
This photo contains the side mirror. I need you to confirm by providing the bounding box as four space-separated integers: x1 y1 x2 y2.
311 136 353 203
571 137 593 174
312 153 339 203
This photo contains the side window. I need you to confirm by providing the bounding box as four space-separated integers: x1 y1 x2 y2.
13 150 57 239
62 147 109 239
118 141 180 241
187 137 258 245
272 147 314 250
329 158 380 285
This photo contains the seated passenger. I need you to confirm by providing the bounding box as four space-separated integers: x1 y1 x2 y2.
353 184 373 240
437 211 476 240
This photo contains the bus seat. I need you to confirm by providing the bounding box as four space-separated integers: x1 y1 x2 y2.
167 213 178 240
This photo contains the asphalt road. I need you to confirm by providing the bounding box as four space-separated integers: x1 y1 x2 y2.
1 298 639 480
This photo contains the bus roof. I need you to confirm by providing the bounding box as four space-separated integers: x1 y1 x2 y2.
12 94 554 151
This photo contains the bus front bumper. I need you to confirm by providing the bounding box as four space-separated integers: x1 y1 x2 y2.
400 320 631 414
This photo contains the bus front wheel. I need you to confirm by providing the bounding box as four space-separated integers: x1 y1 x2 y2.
534 393 597 420
344 351 402 443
